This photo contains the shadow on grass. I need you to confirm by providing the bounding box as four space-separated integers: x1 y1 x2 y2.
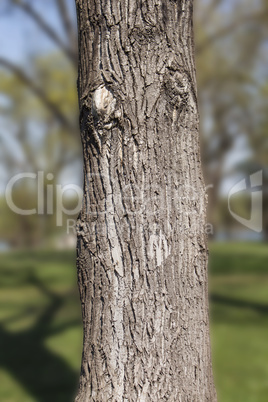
0 268 81 402
210 294 268 314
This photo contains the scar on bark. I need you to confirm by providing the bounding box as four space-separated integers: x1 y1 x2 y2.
92 85 122 130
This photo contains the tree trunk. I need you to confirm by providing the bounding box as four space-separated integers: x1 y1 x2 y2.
75 0 217 400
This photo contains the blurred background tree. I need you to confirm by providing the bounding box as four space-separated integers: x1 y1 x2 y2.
195 0 268 237
0 0 267 247
0 1 268 401
0 0 80 248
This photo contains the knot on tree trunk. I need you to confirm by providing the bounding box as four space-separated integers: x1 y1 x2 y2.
92 85 122 129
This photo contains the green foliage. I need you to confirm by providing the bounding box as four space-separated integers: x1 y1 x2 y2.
0 51 81 247
194 0 268 231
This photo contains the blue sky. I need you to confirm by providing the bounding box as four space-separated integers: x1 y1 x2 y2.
0 0 76 64
0 1 79 193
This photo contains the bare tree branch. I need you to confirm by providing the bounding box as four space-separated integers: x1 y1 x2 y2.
56 0 77 56
198 0 223 26
196 11 264 54
0 57 75 132
12 0 77 64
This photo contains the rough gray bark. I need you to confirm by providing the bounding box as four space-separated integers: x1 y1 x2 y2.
75 0 217 401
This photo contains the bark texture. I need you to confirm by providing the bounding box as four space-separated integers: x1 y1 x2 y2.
75 0 217 400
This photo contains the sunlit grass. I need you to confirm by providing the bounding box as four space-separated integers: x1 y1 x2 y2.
209 242 268 402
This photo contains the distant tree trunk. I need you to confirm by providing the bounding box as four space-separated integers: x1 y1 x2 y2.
75 0 217 400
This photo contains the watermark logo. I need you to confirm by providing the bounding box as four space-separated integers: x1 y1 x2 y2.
228 170 262 233
5 172 82 226
4 170 263 235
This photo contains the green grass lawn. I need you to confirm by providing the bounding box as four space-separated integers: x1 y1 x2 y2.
0 242 267 401
209 242 268 402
